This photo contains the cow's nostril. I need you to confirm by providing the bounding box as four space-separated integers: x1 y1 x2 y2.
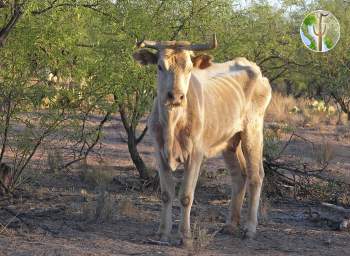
180 94 184 100
167 92 174 100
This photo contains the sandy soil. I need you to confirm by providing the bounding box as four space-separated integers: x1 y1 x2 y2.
1 115 350 256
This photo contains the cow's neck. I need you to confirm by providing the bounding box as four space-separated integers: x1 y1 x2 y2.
158 100 188 170
157 81 202 170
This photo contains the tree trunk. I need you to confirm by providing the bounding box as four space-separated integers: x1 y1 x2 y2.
118 104 150 180
330 93 350 122
126 129 150 180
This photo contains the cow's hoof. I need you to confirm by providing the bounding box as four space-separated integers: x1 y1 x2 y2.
154 232 171 243
181 237 193 248
146 232 173 246
240 227 256 240
220 224 237 235
170 234 193 248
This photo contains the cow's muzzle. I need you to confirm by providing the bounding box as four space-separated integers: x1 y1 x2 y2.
165 91 185 108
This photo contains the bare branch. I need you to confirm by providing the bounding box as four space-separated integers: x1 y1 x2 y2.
63 111 111 169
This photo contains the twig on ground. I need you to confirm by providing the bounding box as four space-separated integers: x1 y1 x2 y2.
0 207 59 235
145 238 170 246
0 212 18 235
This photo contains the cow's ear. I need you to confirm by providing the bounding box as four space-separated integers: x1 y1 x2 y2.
191 54 213 69
133 49 158 65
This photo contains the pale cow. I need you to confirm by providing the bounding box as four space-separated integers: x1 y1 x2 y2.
133 35 272 246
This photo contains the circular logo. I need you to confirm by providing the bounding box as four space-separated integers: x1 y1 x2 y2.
300 10 340 52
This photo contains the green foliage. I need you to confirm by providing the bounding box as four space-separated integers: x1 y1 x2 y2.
324 36 334 49
304 14 317 25
263 128 282 161
309 41 316 50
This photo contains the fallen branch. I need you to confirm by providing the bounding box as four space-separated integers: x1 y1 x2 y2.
321 202 350 214
309 203 350 231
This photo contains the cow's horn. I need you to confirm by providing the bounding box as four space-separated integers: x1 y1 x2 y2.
136 39 162 50
136 34 218 51
186 34 218 51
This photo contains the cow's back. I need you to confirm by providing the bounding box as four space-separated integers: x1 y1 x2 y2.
193 57 271 157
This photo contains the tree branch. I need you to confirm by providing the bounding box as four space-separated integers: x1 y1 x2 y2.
31 1 100 15
0 3 23 47
136 126 148 145
63 111 111 169
0 95 11 164
268 67 288 83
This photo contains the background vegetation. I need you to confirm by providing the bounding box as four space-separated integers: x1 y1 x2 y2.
0 0 350 191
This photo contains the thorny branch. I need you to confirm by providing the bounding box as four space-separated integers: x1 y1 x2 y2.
63 111 111 169
264 131 348 190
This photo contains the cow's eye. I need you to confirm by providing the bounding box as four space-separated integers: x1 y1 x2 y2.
157 65 163 71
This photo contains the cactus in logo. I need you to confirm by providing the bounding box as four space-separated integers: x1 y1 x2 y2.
312 12 329 52
300 10 340 52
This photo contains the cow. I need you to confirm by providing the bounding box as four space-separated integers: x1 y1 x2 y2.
133 35 271 246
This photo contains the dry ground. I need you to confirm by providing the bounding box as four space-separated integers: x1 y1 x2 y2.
1 113 350 256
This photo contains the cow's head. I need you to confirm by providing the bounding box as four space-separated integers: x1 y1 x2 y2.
133 35 217 108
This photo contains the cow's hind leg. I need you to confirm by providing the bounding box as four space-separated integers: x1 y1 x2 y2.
157 153 175 242
222 141 247 235
241 123 265 239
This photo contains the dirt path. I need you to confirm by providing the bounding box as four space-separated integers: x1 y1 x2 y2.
1 117 350 256
1 182 350 256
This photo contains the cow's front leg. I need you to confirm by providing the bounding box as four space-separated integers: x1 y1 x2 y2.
178 150 203 247
157 153 175 241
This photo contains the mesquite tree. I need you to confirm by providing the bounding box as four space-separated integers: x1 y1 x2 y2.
0 1 113 192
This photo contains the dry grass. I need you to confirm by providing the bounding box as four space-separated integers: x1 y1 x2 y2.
191 220 215 252
47 148 64 173
266 93 339 127
80 190 117 222
312 139 334 166
118 198 139 218
78 163 117 222
80 165 113 189
336 125 350 139
118 198 153 221
259 197 271 224
266 92 299 124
